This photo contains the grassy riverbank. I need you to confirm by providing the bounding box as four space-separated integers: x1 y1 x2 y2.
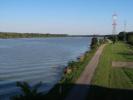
88 42 133 100
44 48 97 100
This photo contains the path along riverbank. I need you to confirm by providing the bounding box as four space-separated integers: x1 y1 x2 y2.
65 44 106 100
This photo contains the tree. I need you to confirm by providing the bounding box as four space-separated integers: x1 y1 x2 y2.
11 82 44 100
91 37 98 49
118 32 125 41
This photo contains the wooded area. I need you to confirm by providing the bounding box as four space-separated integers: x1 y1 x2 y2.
0 32 68 38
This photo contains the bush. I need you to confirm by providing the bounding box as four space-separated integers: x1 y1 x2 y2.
127 32 133 45
11 82 44 100
91 37 99 49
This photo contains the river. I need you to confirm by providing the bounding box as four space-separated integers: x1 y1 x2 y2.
0 37 91 99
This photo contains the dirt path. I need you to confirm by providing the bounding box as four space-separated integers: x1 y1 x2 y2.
65 44 106 100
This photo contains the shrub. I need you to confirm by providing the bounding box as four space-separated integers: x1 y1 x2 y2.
91 37 98 49
11 82 44 100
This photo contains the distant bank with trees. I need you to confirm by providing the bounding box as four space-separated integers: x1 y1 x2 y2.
118 31 133 44
105 31 133 45
0 32 68 38
0 32 107 39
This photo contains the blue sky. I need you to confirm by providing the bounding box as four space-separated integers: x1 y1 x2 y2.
0 0 133 35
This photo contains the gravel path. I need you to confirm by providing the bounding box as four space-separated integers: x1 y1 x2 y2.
65 44 106 100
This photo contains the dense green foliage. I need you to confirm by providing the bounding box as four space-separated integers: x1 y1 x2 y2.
90 37 107 49
118 31 126 41
127 32 133 44
90 37 99 49
106 35 117 43
0 32 68 38
118 32 133 44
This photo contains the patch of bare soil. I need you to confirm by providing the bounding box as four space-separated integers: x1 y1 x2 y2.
112 61 133 68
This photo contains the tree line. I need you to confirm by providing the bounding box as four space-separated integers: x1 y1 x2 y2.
118 31 133 45
0 32 68 38
105 32 133 44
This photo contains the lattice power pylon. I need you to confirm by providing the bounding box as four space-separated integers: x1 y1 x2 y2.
124 20 127 42
112 13 117 35
112 13 117 42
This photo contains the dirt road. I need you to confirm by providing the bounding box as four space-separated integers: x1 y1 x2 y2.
65 44 106 100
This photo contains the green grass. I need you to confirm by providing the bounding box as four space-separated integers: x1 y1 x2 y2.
91 44 111 87
91 42 133 89
88 42 133 100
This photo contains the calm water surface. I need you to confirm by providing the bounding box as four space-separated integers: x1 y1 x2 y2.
0 37 91 99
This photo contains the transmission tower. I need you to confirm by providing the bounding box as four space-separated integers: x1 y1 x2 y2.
112 13 117 42
124 20 127 42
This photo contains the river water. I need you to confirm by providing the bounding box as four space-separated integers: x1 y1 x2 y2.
0 37 91 99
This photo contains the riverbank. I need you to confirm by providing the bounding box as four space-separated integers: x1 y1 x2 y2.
88 42 133 100
44 48 97 100
43 38 107 100
65 44 106 100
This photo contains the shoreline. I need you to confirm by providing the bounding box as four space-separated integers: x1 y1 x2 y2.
44 47 97 100
44 38 106 100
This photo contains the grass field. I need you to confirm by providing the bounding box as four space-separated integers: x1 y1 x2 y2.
88 42 133 100
91 42 133 88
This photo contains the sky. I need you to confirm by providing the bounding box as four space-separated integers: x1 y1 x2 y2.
0 0 133 35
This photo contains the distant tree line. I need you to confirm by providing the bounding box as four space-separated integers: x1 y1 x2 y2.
0 32 68 38
118 31 133 45
90 37 107 49
69 35 105 37
105 32 133 44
